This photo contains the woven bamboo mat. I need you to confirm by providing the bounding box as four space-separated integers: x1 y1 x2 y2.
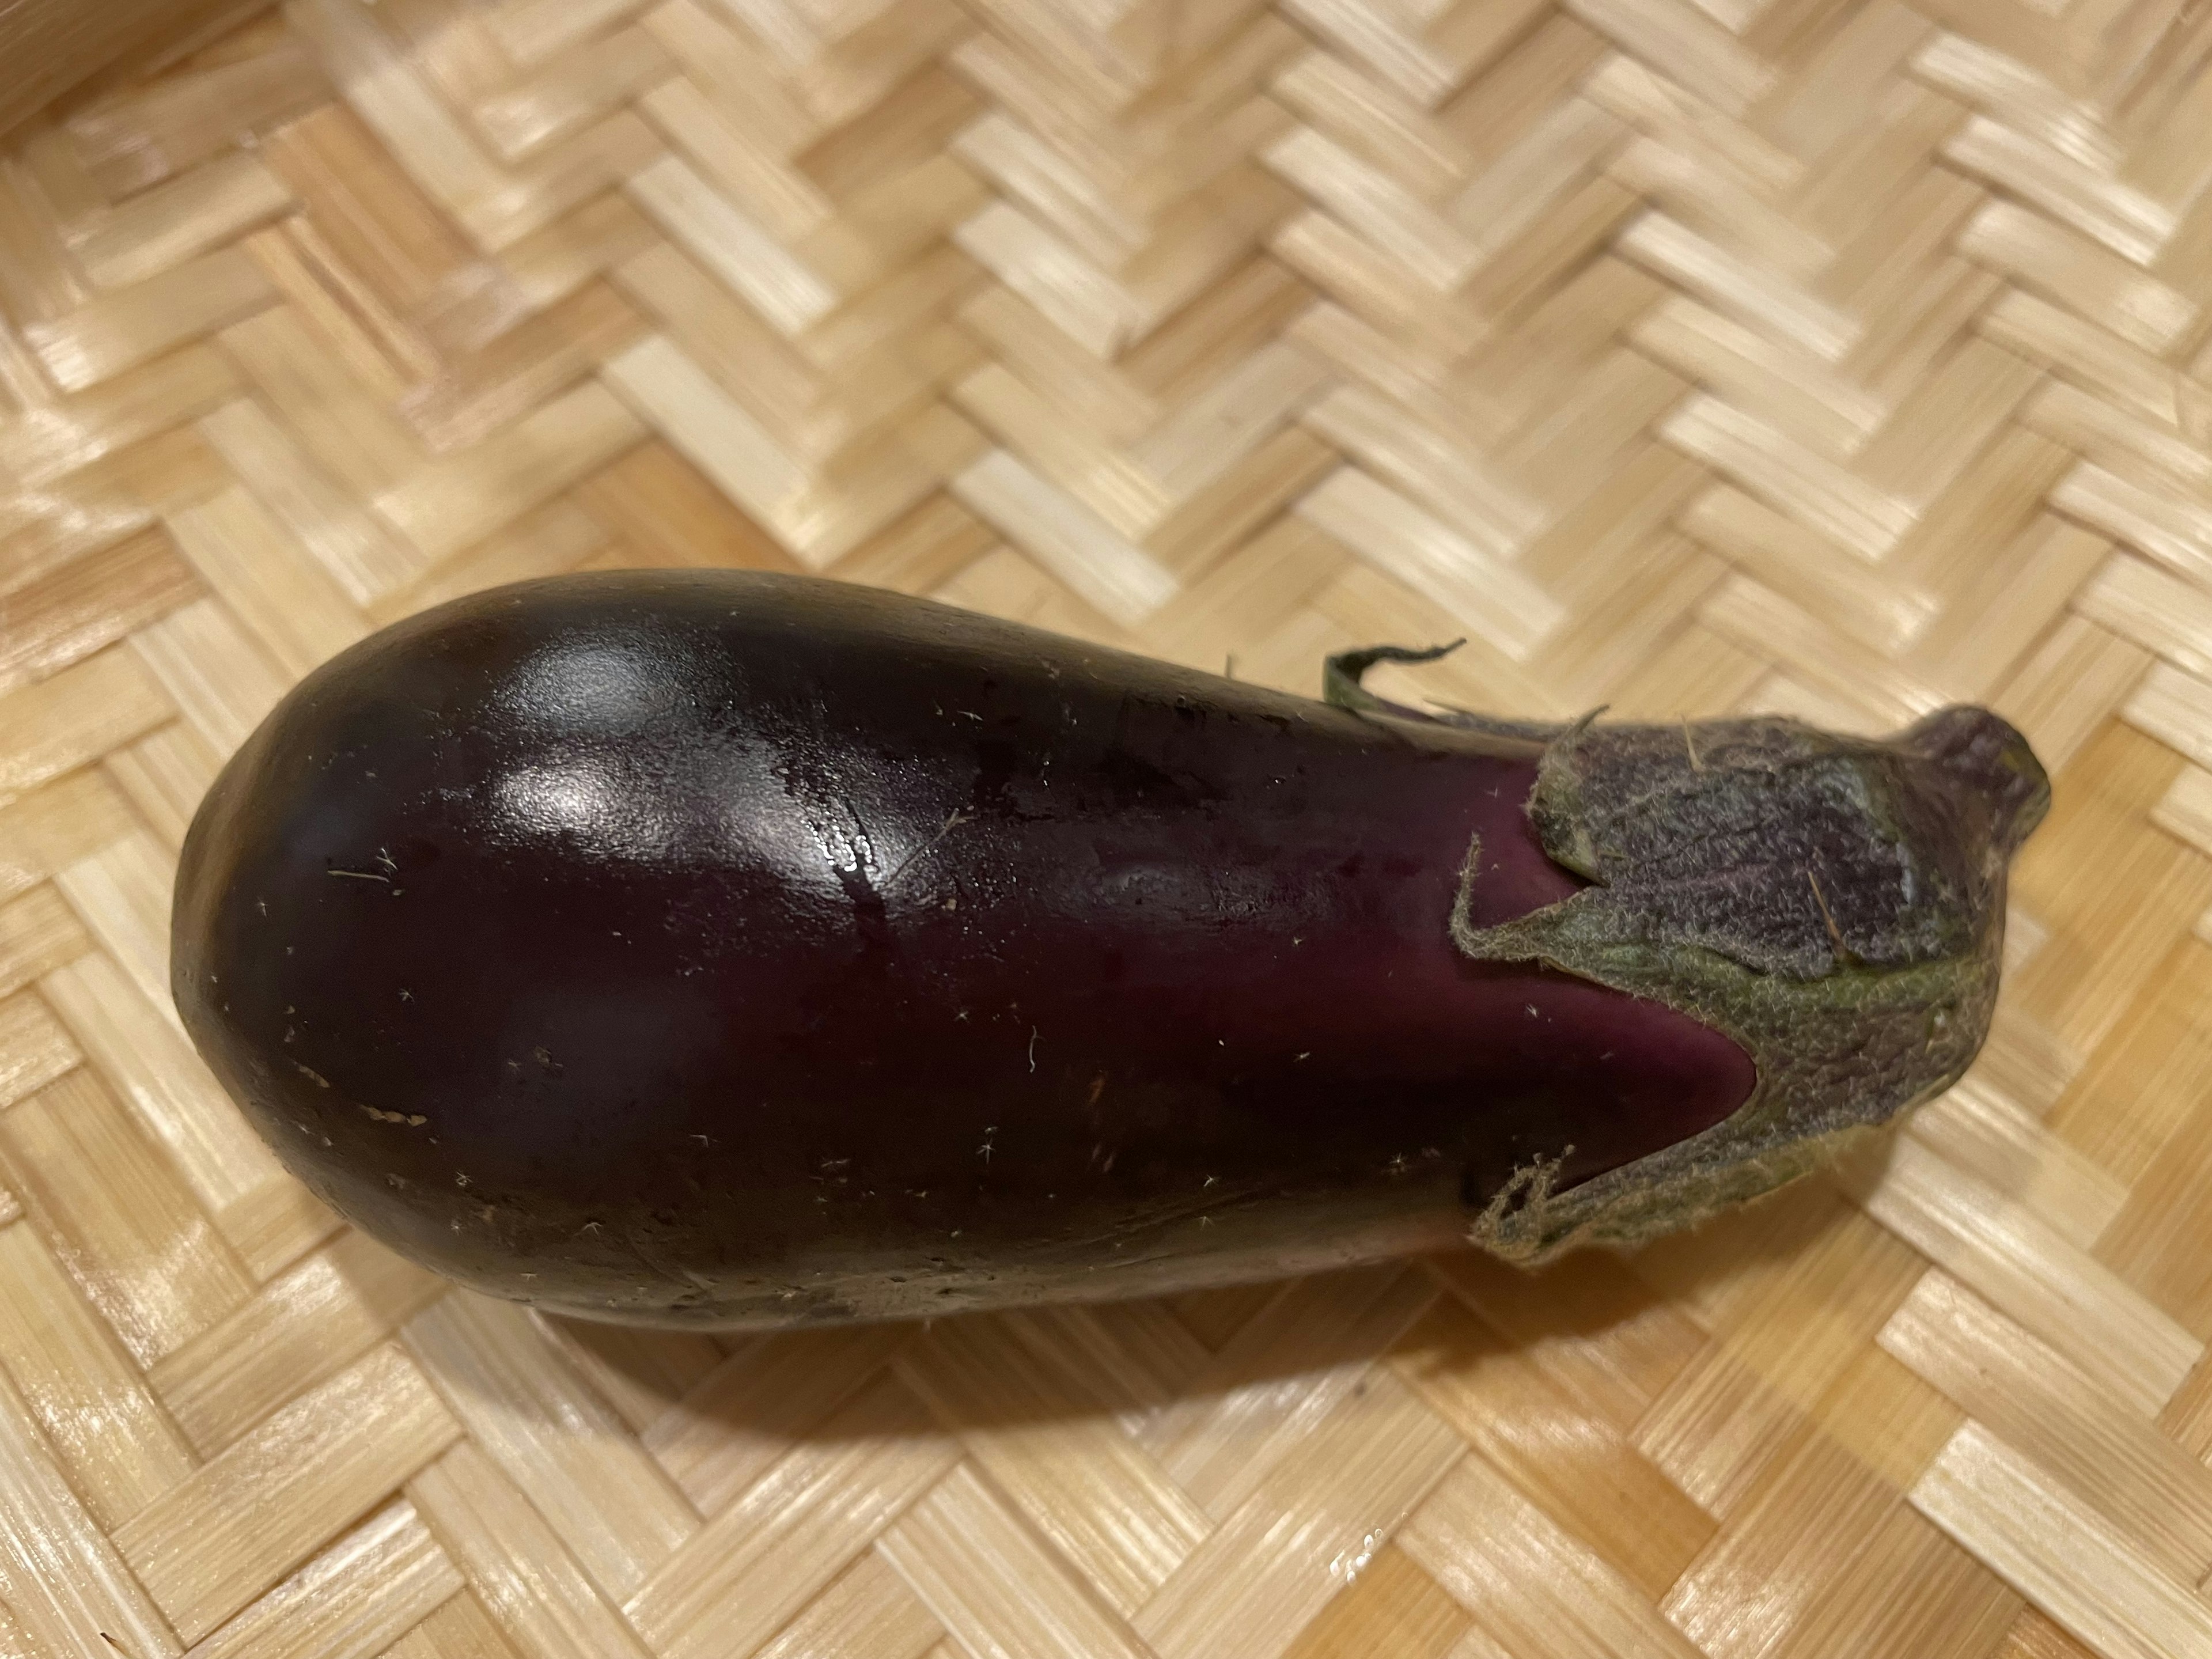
0 0 2208 1653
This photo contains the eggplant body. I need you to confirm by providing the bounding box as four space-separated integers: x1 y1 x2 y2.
172 573 2039 1327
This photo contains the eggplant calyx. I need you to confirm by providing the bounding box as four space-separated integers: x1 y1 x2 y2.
1322 641 1464 718
1445 702 2048 1263
1323 642 1580 745
1324 647 2052 1260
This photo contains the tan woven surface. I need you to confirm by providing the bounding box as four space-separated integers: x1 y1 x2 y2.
0 0 2209 1653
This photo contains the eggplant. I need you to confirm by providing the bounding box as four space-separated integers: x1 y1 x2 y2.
171 572 2047 1327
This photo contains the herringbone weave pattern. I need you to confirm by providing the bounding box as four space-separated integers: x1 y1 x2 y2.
0 0 2209 1652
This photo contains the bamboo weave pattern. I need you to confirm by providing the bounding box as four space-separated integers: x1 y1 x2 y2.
0 0 2210 1653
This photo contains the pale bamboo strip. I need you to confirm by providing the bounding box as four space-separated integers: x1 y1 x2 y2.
130 598 291 760
408 1440 656 1659
1294 468 1563 659
0 1357 180 1658
150 1229 444 1455
2054 464 2212 592
1661 1424 1900 1659
2126 661 2212 772
1634 1196 1925 1514
53 828 188 1027
1763 1502 2020 1659
0 1067 252 1365
0 770 135 903
1847 1135 2202 1413
0 987 77 1109
0 887 88 998
113 1341 461 1642
76 154 296 293
1942 118 2172 265
374 382 646 563
642 1324 912 1513
1662 394 1912 560
1145 1264 1437 1518
0 646 174 802
755 1548 944 1659
1903 1083 2126 1248
0 1217 195 1531
1134 1368 1464 1659
24 250 277 393
1993 616 2150 774
404 1294 699 1601
1394 1295 1715 1599
952 449 1180 626
105 722 226 848
623 1374 960 1659
896 1317 1212 1614
183 1501 465 1659
39 949 303 1277
379 1591 529 1659
1422 1247 1705 1432
878 1463 1156 1659
1400 1452 1704 1659
196 399 426 607
1883 1271 2212 1581
1912 1423 2212 1659
536 1317 724 1438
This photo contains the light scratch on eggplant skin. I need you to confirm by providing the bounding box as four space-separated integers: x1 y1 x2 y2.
327 868 391 883
881 809 973 891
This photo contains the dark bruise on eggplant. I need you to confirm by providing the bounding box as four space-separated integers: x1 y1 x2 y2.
171 572 2047 1327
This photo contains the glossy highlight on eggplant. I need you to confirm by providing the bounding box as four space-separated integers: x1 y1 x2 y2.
171 572 2047 1327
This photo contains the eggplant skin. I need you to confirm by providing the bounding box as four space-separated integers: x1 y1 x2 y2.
172 572 2041 1327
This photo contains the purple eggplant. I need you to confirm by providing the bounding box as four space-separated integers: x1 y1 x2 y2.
171 572 2046 1327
